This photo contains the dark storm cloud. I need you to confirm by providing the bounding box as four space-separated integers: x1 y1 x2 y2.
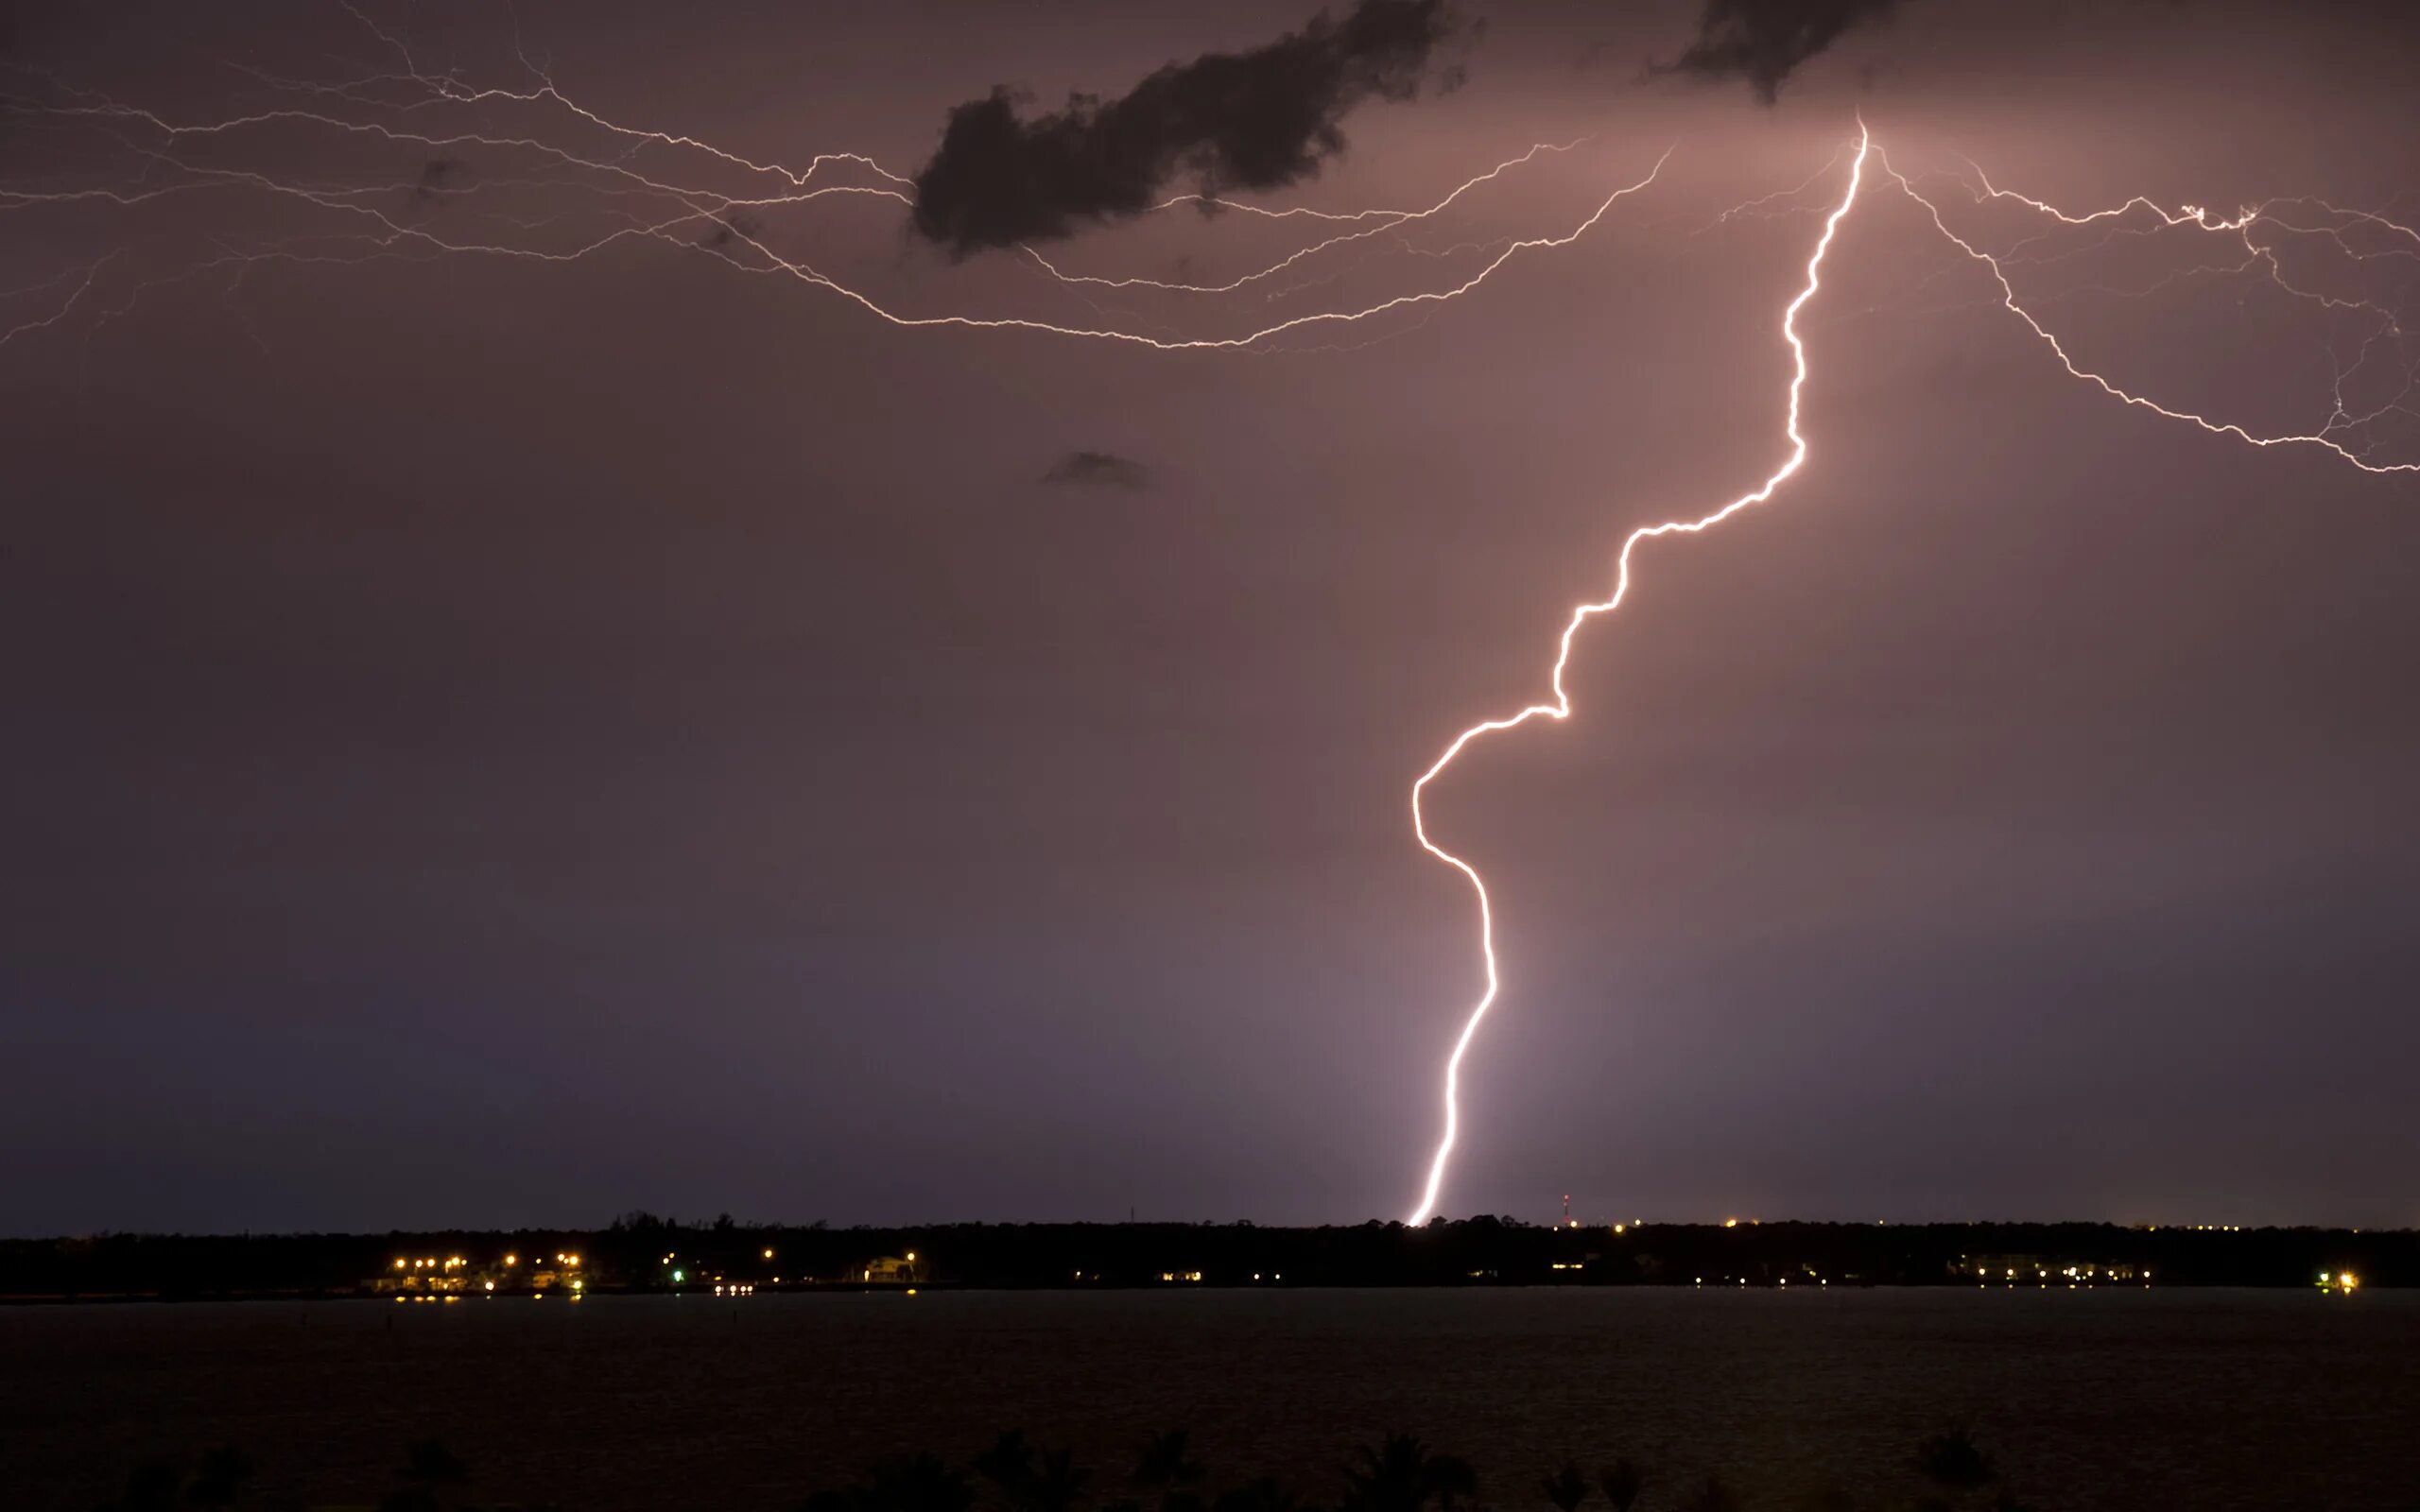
1042 450 1151 489
909 0 1461 257
1654 0 1903 102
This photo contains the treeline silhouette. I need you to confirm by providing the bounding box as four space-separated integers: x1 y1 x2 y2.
6 1213 2407 1300
94 1422 2042 1512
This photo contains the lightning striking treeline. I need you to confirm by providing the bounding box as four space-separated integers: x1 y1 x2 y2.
1401 137 2417 1221
4 14 2415 1224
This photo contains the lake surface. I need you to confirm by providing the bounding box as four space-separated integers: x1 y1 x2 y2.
7 1288 2416 1509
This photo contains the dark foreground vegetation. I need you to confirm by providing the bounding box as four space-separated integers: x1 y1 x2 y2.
4 1214 2407 1301
93 1423 2045 1512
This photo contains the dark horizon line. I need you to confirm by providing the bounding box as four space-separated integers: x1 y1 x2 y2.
9 1215 2410 1242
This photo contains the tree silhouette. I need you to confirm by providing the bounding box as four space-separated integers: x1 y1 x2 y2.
1343 1432 1446 1512
1912 1426 1996 1494
976 1431 1039 1505
1674 1474 1739 1512
100 1459 181 1512
1424 1452 1477 1512
1213 1475 1306 1512
978 1435 1092 1512
401 1440 469 1486
1598 1458 1643 1512
1540 1462 1590 1512
1030 1445 1094 1512
145 1418 2065 1512
187 1445 255 1507
376 1439 471 1512
1133 1430 1204 1491
1131 1428 1207 1512
863 1453 977 1512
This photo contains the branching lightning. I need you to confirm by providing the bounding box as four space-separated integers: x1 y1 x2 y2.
0 23 1648 355
1887 157 2420 474
6 13 2415 1226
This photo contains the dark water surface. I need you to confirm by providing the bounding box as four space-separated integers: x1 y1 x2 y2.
7 1288 2416 1509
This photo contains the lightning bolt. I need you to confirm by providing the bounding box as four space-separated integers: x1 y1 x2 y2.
8 13 2415 1225
1401 125 1872 1226
1402 137 2419 1220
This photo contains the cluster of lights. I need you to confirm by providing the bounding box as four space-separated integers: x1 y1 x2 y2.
1960 1256 2150 1288
387 1248 579 1298
1158 1270 1205 1283
714 1282 756 1297
2320 1271 2360 1293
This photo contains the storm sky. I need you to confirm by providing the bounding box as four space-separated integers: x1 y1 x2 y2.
4 0 2417 1234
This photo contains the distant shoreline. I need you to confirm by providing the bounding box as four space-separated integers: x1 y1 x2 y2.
4 1218 2405 1301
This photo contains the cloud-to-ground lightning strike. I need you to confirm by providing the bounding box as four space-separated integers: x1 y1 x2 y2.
1404 126 1872 1225
1400 140 2418 1219
7 12 2417 1225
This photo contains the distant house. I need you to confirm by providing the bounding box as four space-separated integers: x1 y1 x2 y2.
857 1253 922 1283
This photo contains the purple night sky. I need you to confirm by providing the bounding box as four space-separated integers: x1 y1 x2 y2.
3 0 2415 1233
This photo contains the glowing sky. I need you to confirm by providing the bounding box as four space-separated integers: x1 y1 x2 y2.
3 0 2415 1232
